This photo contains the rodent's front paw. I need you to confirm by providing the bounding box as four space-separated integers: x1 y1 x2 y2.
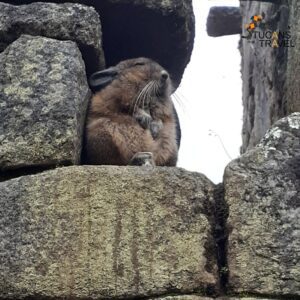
134 112 152 129
150 120 163 139
129 152 155 166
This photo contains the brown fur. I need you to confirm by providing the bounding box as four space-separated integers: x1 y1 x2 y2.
83 57 178 166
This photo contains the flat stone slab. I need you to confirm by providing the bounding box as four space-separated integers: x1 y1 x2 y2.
0 2 105 76
225 113 300 297
152 296 213 300
0 35 90 172
0 166 218 298
219 298 280 300
151 296 280 300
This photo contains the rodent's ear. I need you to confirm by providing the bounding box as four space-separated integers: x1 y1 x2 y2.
89 67 118 92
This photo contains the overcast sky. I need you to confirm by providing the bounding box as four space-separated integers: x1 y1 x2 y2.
174 0 242 184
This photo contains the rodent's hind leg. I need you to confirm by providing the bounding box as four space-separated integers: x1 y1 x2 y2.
129 152 156 166
85 116 155 165
84 121 124 165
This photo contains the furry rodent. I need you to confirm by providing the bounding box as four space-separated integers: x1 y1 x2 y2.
83 57 180 166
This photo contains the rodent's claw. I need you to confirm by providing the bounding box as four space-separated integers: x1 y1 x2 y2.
130 152 155 166
150 120 163 139
135 113 152 129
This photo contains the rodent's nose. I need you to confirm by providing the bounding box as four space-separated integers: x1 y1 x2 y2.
160 71 169 81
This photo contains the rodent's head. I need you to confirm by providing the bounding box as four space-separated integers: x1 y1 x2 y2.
89 58 173 108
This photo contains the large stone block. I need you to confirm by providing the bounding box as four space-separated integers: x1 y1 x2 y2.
1 0 195 89
286 1 300 113
240 1 290 153
0 2 105 76
0 35 90 172
225 113 300 296
206 6 241 37
0 166 218 298
218 298 279 300
151 296 279 300
152 296 212 300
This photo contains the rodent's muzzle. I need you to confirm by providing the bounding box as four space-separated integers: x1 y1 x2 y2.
160 70 169 81
157 70 171 97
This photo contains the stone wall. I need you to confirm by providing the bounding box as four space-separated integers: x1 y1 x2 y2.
1 0 195 89
0 1 299 299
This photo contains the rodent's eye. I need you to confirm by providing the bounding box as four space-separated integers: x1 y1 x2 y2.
134 62 145 66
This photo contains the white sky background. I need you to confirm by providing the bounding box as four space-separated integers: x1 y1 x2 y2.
174 0 242 184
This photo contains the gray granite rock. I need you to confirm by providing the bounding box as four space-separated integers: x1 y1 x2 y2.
218 298 279 300
225 113 300 296
286 1 300 113
240 1 293 153
150 296 279 300
151 296 212 300
206 6 241 37
0 35 90 172
0 166 218 298
2 0 195 89
0 2 105 76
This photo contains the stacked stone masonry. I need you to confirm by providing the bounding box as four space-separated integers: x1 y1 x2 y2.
0 0 299 299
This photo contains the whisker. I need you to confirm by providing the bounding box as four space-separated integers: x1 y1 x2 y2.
172 92 187 114
132 81 153 115
140 82 152 110
143 81 155 109
140 81 154 110
154 82 160 97
175 89 190 104
132 93 143 115
132 89 144 114
172 92 183 106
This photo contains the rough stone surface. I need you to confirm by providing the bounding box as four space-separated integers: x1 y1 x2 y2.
220 298 279 300
240 0 291 153
0 35 90 172
0 166 218 298
219 298 279 300
286 1 300 113
2 0 195 89
151 297 212 300
224 113 300 296
151 297 279 300
206 7 241 37
0 2 105 77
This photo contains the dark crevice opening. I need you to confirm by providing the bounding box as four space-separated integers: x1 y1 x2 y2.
97 1 192 88
0 162 71 182
213 183 229 294
78 43 103 78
